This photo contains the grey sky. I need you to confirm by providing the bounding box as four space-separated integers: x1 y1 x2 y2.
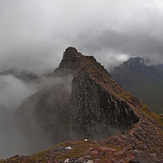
1 0 163 74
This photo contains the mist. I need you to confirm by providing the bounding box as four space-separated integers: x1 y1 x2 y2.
0 75 36 112
0 75 37 159
0 74 73 159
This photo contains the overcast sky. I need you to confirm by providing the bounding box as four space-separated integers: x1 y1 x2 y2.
1 0 163 75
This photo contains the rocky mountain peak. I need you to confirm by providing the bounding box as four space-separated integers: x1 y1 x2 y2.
54 47 110 81
36 47 140 140
63 47 82 59
12 47 163 161
124 57 149 68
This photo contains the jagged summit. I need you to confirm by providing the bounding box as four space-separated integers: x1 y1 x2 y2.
54 47 110 80
57 47 84 72
124 57 149 67
63 47 82 59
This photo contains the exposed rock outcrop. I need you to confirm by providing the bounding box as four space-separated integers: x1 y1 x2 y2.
69 68 138 140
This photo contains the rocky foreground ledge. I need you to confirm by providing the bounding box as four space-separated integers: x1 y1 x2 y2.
1 139 163 163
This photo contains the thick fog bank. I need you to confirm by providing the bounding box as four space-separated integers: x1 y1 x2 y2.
0 74 73 159
0 75 37 159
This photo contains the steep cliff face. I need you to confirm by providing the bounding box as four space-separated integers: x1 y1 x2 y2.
69 68 138 140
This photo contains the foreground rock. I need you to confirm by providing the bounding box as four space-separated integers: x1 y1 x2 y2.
1 140 162 163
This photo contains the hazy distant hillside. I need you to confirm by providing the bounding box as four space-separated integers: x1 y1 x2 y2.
110 57 163 114
0 69 39 82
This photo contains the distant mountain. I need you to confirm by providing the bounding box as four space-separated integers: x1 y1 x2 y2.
3 48 163 162
110 57 163 113
156 64 163 71
0 68 39 82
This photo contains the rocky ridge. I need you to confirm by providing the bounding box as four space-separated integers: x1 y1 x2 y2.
5 47 163 162
35 47 139 141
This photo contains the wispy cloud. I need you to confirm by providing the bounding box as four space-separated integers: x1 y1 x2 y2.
0 0 163 72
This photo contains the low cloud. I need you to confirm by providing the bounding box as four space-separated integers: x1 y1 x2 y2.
0 74 73 159
0 75 36 112
72 29 163 70
0 75 37 159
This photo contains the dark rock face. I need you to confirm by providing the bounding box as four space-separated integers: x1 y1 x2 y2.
69 68 138 140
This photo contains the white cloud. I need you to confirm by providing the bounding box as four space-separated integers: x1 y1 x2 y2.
116 54 130 62
0 0 163 74
0 75 36 111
